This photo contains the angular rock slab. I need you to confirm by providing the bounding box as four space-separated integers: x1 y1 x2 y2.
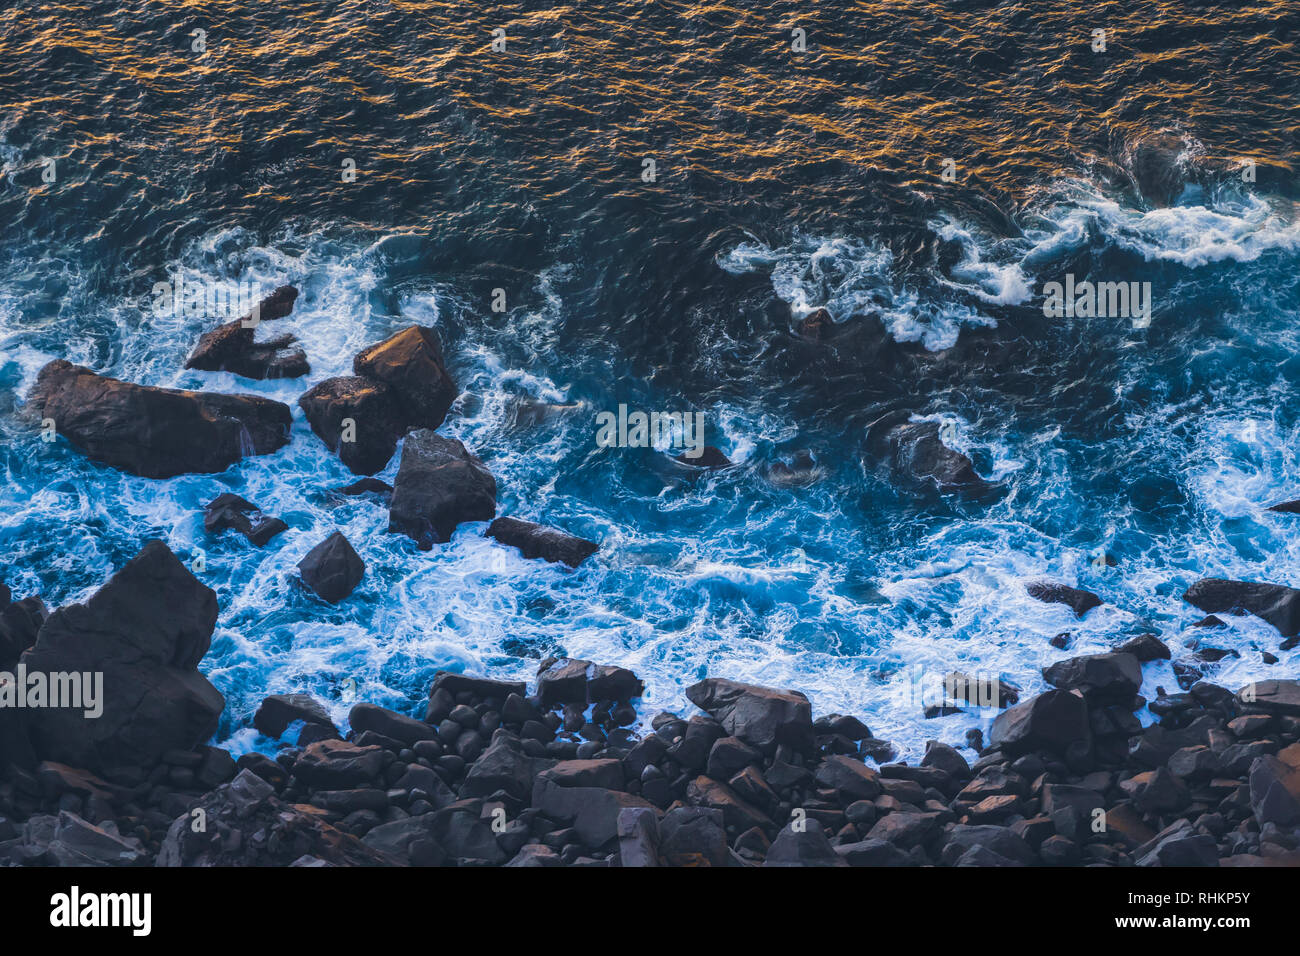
298 375 405 476
1185 578 1300 637
18 540 224 773
388 430 496 549
27 359 291 478
486 516 598 568
353 325 458 431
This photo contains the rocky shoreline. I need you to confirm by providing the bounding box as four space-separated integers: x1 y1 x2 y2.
5 288 1300 867
2 535 1300 867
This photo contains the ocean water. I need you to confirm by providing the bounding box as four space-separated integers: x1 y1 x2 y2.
1 0 1298 761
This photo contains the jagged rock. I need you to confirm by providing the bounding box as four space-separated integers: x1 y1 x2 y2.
203 493 288 546
361 816 446 866
1118 633 1171 661
292 739 387 789
1026 581 1103 617
588 664 645 703
353 325 458 431
532 777 654 849
814 755 882 803
338 477 393 499
659 806 728 867
763 821 847 867
686 775 773 832
253 693 339 740
485 517 598 568
989 689 1090 756
17 540 223 773
939 825 1037 865
1268 499 1300 514
685 678 814 754
31 810 147 867
297 531 364 603
505 844 562 867
388 431 496 549
1239 679 1300 715
537 658 591 709
1042 652 1142 702
298 376 405 475
0 592 47 665
185 286 308 379
1248 755 1300 827
349 703 436 746
834 839 911 866
617 806 660 867
1185 578 1300 636
27 360 292 478
157 769 397 866
867 811 942 848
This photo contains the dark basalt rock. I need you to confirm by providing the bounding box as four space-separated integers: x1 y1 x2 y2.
686 678 815 754
989 688 1090 756
1118 632 1171 661
338 477 393 500
1042 652 1142 702
254 693 339 740
1240 679 1300 716
299 376 406 476
184 285 309 380
203 493 288 546
353 325 458 431
348 703 437 746
1184 578 1300 637
796 307 833 341
388 430 497 549
27 360 292 478
763 821 847 867
1026 581 1103 616
297 531 364 604
1127 131 1188 208
18 540 224 773
486 517 598 568
0 591 47 666
1268 499 1300 514
157 769 398 866
868 412 993 494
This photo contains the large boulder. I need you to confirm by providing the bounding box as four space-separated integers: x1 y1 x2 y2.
296 531 364 604
298 376 405 475
868 413 992 494
685 678 815 754
17 540 224 773
184 286 308 380
1184 578 1300 636
1042 652 1142 702
353 325 458 431
388 431 497 549
989 689 1090 756
1240 679 1300 715
27 360 291 478
485 517 598 568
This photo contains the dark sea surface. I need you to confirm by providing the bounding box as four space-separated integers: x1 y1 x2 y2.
1 0 1298 757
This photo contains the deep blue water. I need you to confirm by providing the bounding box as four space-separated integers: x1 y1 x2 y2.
1 0 1299 760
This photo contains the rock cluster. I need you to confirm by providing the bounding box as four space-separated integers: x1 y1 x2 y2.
4 555 1298 867
184 285 309 379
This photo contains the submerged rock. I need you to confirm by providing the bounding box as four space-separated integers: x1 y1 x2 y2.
1026 581 1103 617
27 359 292 478
297 531 365 603
184 286 308 380
388 430 497 549
1267 499 1300 514
18 540 224 773
486 517 598 568
868 412 993 495
299 376 405 475
353 325 458 432
1184 578 1300 637
202 493 288 547
675 446 732 469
